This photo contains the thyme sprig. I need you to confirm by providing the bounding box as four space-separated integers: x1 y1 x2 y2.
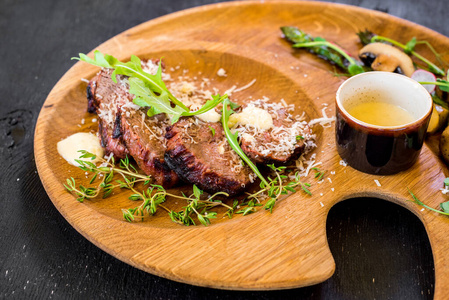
241 164 312 213
169 185 231 226
312 167 326 181
65 151 236 226
64 151 151 202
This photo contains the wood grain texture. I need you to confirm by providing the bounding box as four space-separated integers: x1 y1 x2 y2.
33 0 449 296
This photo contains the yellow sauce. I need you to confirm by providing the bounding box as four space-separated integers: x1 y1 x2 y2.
347 102 415 126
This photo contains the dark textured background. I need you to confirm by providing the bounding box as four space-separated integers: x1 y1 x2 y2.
1 0 446 299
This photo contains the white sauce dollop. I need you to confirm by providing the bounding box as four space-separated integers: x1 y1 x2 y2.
228 106 273 129
196 109 222 123
57 132 104 166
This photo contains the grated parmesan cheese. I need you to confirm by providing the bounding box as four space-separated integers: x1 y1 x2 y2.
233 79 256 93
308 107 335 127
228 105 273 130
217 68 227 77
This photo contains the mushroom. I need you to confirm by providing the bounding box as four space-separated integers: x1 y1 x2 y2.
359 42 415 77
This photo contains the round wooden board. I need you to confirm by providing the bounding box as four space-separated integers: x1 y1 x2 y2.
34 0 449 296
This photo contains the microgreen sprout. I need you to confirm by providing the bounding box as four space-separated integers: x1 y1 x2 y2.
311 167 326 181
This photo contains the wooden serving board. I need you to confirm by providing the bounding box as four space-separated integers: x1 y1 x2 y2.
34 1 449 297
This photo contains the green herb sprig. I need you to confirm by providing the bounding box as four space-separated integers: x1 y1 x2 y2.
241 165 312 213
64 151 234 225
221 97 269 187
64 151 151 202
169 185 231 226
408 187 449 216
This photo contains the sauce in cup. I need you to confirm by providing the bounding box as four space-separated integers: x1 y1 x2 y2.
335 72 433 175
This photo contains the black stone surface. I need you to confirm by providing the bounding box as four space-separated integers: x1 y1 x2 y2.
1 0 444 299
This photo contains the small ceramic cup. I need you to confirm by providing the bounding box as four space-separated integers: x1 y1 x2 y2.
335 71 433 175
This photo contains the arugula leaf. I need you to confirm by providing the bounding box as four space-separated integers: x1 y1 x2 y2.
182 94 226 117
128 77 184 122
441 201 449 213
74 51 229 124
221 97 269 187
436 78 449 92
74 51 188 111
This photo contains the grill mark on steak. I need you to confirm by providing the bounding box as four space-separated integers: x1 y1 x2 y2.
87 84 96 113
120 109 179 188
112 114 122 139
165 118 251 196
98 114 129 158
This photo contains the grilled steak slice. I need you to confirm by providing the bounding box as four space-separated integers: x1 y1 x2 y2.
165 118 252 196
237 101 310 165
98 116 129 159
120 109 179 188
87 69 131 159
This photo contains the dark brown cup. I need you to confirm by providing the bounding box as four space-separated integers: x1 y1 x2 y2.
335 72 433 175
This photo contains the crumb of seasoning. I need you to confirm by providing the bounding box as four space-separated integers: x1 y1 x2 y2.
374 179 381 187
339 160 348 167
421 208 425 212
320 202 324 207
92 118 97 123
331 188 335 192
217 68 227 77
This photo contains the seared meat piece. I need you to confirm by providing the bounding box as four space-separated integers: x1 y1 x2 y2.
120 109 179 188
88 68 179 188
165 118 252 196
237 102 310 165
87 69 131 159
98 116 129 159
